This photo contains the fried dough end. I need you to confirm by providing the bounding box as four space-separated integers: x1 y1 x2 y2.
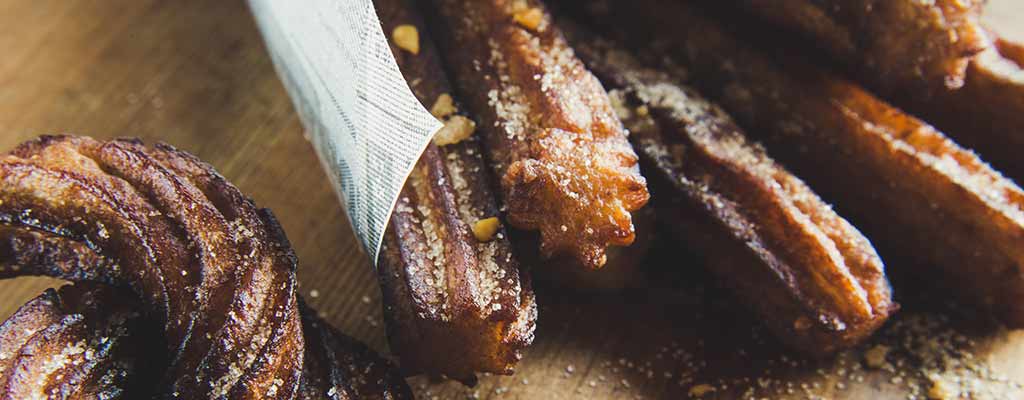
898 34 1024 183
530 206 656 292
0 135 412 399
376 0 537 381
379 155 537 382
719 0 987 92
564 25 895 355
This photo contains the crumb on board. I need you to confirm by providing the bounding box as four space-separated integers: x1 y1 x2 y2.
408 299 1023 399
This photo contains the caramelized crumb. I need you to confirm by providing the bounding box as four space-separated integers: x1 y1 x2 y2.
392 24 420 54
512 8 543 31
430 93 457 118
433 116 476 145
688 384 715 397
472 217 501 242
927 376 953 399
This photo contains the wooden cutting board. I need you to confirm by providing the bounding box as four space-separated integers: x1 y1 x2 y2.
1 1 1021 399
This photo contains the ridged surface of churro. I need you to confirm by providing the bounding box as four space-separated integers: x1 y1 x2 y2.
575 0 1024 326
423 0 649 269
565 26 895 355
376 0 536 381
719 0 987 92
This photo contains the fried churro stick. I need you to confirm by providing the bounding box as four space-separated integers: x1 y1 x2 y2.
0 136 411 399
706 2 1020 181
562 24 895 355
376 0 536 382
714 0 987 92
898 35 1024 183
421 0 649 269
578 0 1024 326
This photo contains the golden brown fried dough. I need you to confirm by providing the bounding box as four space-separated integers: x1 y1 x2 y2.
578 0 1024 326
0 136 411 399
714 0 987 92
375 0 536 381
422 0 649 269
897 35 1024 183
563 24 895 355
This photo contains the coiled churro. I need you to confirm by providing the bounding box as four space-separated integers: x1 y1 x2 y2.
0 136 410 399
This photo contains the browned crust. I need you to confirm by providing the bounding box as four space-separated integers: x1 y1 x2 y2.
579 0 1024 327
297 300 413 400
0 136 411 399
897 33 1024 183
1 136 199 368
422 0 649 268
375 0 536 381
564 24 895 355
718 0 987 92
0 282 157 399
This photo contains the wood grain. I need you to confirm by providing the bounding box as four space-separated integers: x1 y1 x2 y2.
0 1 1021 399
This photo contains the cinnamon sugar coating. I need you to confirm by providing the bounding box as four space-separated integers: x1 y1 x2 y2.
377 0 537 382
566 25 895 356
576 0 1024 327
424 0 649 268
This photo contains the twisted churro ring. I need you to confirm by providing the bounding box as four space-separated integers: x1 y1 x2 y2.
0 136 410 399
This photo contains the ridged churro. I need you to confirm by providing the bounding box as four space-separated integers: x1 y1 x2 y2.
565 24 895 355
575 0 1024 327
422 0 649 269
377 0 536 382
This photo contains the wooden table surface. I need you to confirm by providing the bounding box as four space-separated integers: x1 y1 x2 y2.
1 1 1022 399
